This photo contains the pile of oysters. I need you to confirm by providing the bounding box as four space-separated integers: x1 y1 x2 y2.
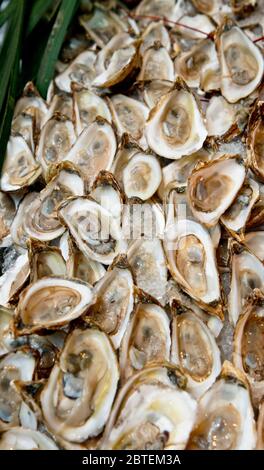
0 0 264 450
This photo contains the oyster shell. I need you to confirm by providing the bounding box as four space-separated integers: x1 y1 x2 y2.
85 256 134 349
101 364 197 450
141 79 173 108
187 361 256 450
171 306 221 398
0 246 29 307
257 401 264 449
228 242 264 326
164 219 222 318
138 43 174 82
122 152 162 200
14 277 94 334
244 231 264 262
216 19 264 103
1 136 41 192
28 240 67 282
140 22 171 55
0 192 16 242
58 197 127 265
187 155 246 227
247 98 264 182
119 303 171 381
233 289 264 406
55 50 97 93
40 328 119 443
145 80 207 159
73 88 111 135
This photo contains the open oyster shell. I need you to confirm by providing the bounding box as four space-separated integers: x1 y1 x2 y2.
0 427 58 450
187 361 256 450
101 364 197 450
40 328 119 443
145 79 207 159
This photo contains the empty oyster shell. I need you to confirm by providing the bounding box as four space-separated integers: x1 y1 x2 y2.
138 43 174 82
28 240 67 282
187 155 246 227
101 364 197 450
257 401 264 449
63 117 116 189
119 303 171 381
73 88 111 135
10 192 38 248
205 96 237 138
13 82 48 131
0 427 58 450
40 328 119 443
233 289 264 406
140 22 171 55
164 219 222 318
42 91 73 126
127 238 167 304
228 242 264 326
175 39 220 90
85 256 134 349
122 152 162 200
11 113 35 152
55 50 97 93
90 171 124 224
93 33 138 88
173 14 215 39
145 79 207 159
23 164 84 242
221 177 259 240
141 79 173 108
136 0 184 22
36 114 76 176
58 197 127 265
14 277 94 334
108 94 149 148
216 19 264 103
187 361 256 449
171 306 221 398
1 136 41 192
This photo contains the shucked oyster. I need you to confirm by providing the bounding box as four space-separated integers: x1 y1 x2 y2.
187 361 256 450
14 277 94 334
187 155 246 227
216 18 263 103
101 364 197 450
40 328 119 443
145 79 207 159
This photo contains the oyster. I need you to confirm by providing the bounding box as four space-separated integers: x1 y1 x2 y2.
244 231 264 262
122 152 162 200
36 114 76 176
140 22 171 55
13 82 47 131
187 155 246 227
58 197 127 265
101 364 197 450
216 19 263 103
62 117 116 189
14 277 94 334
73 88 111 135
0 427 58 450
205 96 237 138
173 14 215 39
141 79 173 108
0 246 29 307
10 192 38 248
164 219 222 318
108 94 149 148
221 177 259 240
23 164 84 242
171 306 221 398
93 33 138 88
187 361 256 450
1 136 41 192
138 43 174 82
40 328 119 443
233 289 264 406
55 50 97 93
28 240 67 282
145 80 207 159
228 242 264 326
257 401 264 449
85 256 134 349
136 0 184 22
247 98 264 182
119 303 171 381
